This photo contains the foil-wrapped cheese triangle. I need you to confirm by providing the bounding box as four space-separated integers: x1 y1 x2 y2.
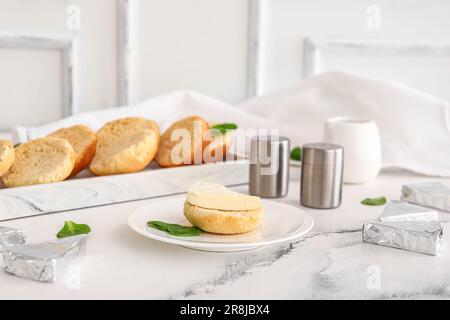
3 234 86 282
0 226 26 251
402 182 450 213
379 200 438 222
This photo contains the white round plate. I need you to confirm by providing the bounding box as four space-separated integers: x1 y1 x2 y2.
128 195 314 252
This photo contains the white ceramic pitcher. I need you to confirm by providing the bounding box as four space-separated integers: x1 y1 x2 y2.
323 117 382 184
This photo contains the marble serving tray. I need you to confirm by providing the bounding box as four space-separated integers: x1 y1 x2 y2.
0 160 249 221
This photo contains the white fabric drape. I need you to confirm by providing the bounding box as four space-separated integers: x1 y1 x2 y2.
11 72 450 177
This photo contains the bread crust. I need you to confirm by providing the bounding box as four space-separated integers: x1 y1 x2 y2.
184 201 263 235
202 131 234 163
2 137 75 188
0 140 15 177
89 117 160 176
155 116 209 168
48 125 97 177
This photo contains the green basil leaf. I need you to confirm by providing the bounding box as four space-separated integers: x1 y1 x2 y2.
210 123 238 135
290 147 302 161
361 196 387 206
57 220 91 239
147 221 173 232
167 226 202 236
147 220 202 237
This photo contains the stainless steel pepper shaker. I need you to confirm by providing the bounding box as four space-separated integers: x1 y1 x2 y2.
249 136 290 198
300 143 344 209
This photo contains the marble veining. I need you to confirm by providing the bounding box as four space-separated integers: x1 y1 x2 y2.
1 169 450 300
167 221 450 299
170 229 362 299
0 160 249 221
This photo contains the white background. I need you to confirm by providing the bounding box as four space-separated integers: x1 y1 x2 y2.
0 0 449 130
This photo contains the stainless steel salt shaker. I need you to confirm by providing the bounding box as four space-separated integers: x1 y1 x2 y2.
300 143 344 209
249 136 290 198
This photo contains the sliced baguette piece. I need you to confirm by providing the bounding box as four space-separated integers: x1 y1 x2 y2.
90 117 160 176
0 140 15 177
48 125 97 177
184 201 263 235
2 137 75 188
155 115 209 168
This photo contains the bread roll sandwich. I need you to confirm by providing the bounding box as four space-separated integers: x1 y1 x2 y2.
90 117 160 176
2 137 75 188
156 116 234 167
202 129 234 164
156 116 209 168
184 182 263 234
0 140 15 177
48 125 97 177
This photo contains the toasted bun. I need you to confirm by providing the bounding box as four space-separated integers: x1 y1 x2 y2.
184 201 263 235
156 116 209 168
90 117 160 176
48 125 97 177
0 140 15 177
2 137 75 188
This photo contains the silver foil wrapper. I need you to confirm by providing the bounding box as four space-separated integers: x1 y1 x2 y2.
402 182 450 213
379 200 438 222
3 235 86 282
362 220 443 255
0 226 26 251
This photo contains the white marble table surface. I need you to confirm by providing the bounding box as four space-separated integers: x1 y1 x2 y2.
0 168 449 300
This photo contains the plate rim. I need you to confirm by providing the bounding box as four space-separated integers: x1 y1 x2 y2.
127 197 314 249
